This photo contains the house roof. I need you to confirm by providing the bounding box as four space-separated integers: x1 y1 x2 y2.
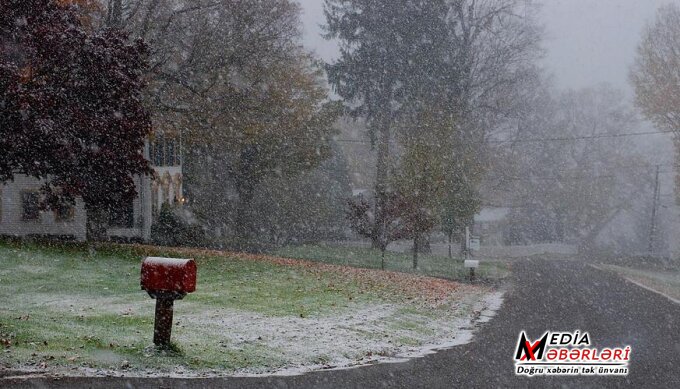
474 207 510 223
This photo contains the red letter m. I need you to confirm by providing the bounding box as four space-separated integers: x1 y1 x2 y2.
515 332 548 361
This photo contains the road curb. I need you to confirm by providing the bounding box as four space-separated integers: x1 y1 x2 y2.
589 264 680 306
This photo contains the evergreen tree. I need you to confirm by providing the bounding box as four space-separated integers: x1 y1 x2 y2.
325 0 449 251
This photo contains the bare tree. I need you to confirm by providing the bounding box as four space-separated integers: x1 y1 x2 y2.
94 1 340 247
631 3 680 203
502 83 651 252
326 0 542 252
445 0 543 141
631 4 680 134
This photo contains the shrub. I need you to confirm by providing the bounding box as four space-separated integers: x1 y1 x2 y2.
151 204 205 247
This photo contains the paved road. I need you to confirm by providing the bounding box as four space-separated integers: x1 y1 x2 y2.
4 259 680 388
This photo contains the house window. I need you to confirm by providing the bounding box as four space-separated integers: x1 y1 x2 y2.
175 141 181 165
165 139 175 166
108 199 134 228
150 133 181 167
152 134 165 166
22 191 41 221
54 203 75 222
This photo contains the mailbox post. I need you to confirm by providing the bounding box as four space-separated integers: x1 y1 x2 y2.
141 257 197 347
464 260 479 281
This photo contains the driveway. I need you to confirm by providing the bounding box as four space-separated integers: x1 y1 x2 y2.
4 258 679 388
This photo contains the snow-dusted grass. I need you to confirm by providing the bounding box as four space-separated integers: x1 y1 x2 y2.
275 243 509 281
0 241 501 377
597 264 680 303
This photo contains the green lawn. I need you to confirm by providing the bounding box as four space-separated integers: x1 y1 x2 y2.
598 264 680 302
0 241 496 376
275 243 509 281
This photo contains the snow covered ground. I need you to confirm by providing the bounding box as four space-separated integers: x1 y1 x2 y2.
0 242 505 378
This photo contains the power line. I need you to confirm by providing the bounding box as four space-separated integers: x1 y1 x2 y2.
490 174 617 182
181 128 675 147
486 162 677 182
332 129 676 145
318 159 678 182
486 129 675 144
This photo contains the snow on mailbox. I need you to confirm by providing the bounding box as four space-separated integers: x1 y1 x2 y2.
141 257 197 296
141 257 197 347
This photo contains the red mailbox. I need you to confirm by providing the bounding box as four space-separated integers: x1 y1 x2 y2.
141 257 197 295
140 257 197 347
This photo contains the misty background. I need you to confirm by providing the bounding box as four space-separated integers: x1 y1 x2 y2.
298 0 679 94
293 0 680 258
5 0 679 260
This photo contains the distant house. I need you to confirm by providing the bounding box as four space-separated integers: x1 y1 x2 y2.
474 207 510 246
0 132 182 242
352 188 371 198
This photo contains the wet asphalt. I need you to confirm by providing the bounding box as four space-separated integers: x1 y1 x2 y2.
3 258 679 388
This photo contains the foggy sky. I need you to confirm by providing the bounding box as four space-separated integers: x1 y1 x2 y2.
298 0 680 96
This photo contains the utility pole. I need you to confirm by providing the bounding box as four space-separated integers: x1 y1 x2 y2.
465 226 470 262
648 165 660 253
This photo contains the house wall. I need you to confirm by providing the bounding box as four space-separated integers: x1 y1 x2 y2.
0 136 182 243
475 221 506 246
0 175 150 242
474 207 511 246
0 175 87 241
107 176 145 241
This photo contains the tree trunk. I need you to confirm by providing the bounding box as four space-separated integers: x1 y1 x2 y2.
459 230 467 255
372 112 391 250
412 233 419 270
233 144 261 251
381 249 386 270
234 178 256 250
86 206 108 241
415 233 431 254
448 230 453 258
86 205 108 255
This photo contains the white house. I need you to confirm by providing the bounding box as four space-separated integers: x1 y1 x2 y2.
473 207 510 246
0 132 182 242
